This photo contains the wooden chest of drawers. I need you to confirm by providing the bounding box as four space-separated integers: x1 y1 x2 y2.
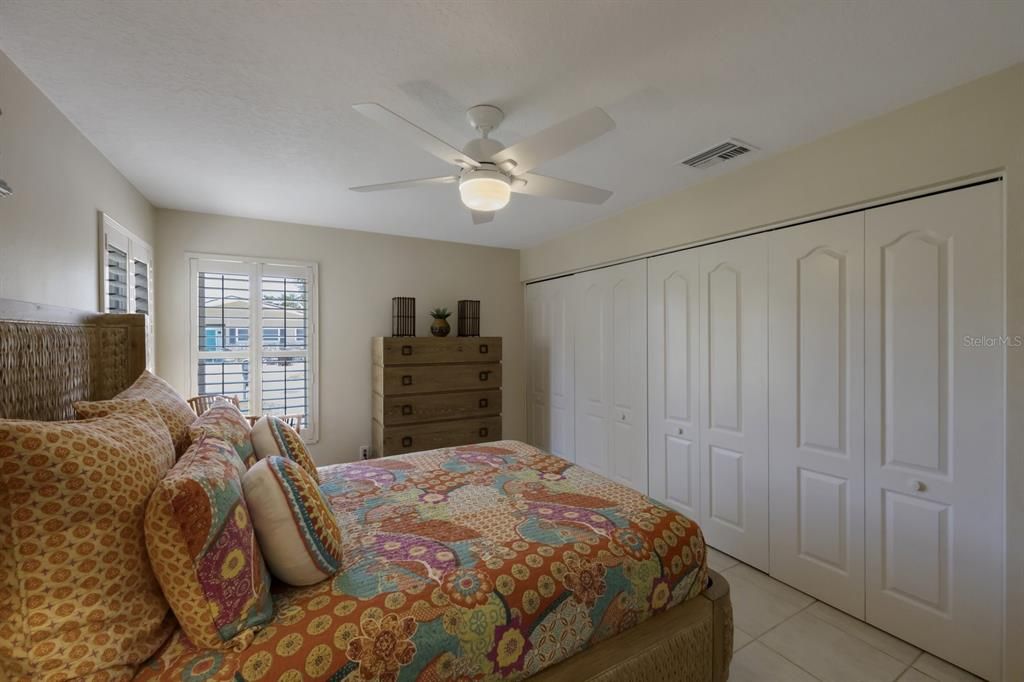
372 337 502 456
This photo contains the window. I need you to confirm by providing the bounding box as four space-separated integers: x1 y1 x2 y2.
188 255 318 441
100 213 154 368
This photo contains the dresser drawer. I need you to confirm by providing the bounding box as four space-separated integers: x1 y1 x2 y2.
376 363 501 395
375 337 502 365
373 417 502 456
374 389 501 426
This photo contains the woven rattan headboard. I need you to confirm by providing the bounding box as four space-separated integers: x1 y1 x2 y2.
0 299 147 421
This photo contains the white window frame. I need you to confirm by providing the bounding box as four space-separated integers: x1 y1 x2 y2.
99 212 154 369
186 252 320 443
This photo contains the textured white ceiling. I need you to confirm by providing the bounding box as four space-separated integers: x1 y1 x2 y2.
1 0 1023 248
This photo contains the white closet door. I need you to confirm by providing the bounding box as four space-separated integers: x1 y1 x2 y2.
768 213 866 616
648 249 701 520
865 182 1004 681
525 277 575 460
699 235 770 570
574 261 648 492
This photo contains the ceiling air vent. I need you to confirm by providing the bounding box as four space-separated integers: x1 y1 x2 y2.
678 138 758 170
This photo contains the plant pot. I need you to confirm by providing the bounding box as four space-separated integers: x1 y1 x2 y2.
430 318 451 337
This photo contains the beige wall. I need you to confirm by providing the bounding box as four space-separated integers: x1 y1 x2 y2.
0 49 154 310
154 208 524 467
522 62 1024 680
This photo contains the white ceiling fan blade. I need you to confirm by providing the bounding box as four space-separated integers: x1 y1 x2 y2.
353 103 479 168
350 175 458 192
471 210 494 225
490 107 615 174
513 173 613 205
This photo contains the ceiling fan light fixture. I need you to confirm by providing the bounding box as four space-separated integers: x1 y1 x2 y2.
459 169 511 212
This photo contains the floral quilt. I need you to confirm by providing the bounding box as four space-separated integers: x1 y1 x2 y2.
135 440 707 681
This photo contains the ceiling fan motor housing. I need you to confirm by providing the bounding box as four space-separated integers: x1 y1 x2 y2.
461 137 505 165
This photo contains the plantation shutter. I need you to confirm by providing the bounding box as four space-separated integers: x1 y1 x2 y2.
194 260 254 414
190 257 317 440
260 267 313 430
104 232 130 314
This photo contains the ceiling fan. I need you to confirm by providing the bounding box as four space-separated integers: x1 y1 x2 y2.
349 103 615 224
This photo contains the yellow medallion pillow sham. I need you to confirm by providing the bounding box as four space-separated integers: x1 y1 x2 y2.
250 414 319 482
242 456 343 586
187 402 256 469
144 434 273 652
0 399 176 681
74 369 197 456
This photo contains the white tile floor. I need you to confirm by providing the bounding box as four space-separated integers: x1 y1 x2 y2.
709 548 984 682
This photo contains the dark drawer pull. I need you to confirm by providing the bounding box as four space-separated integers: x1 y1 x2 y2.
401 345 413 356
401 404 413 416
401 375 413 386
479 427 489 438
479 344 489 354
402 436 412 447
478 398 489 408
478 371 490 382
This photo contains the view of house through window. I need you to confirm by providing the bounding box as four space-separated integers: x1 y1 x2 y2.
189 256 318 441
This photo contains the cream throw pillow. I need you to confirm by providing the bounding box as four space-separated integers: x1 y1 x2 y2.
242 456 343 586
250 415 319 482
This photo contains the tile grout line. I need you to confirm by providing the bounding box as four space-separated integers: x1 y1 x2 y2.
804 601 923 668
756 603 914 682
721 561 821 677
897 648 927 681
722 553 979 682
754 596 817 641
724 555 957 681
754 633 825 680
749 600 824 681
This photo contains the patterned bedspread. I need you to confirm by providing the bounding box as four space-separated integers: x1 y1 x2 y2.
134 440 707 681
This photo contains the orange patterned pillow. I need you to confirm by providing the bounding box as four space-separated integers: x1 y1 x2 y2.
145 435 273 651
242 456 343 586
75 370 197 456
187 402 256 469
250 415 319 482
0 400 176 680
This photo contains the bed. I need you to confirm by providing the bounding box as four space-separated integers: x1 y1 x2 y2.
0 298 732 681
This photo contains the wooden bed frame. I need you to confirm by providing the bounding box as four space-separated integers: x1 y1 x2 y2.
0 298 733 681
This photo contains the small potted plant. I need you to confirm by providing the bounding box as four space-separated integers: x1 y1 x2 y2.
429 307 452 337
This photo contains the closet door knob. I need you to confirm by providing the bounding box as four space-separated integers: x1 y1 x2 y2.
677 427 684 435
908 479 926 493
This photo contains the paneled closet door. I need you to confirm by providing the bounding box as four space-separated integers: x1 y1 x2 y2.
525 277 575 460
865 182 1004 681
768 213 865 617
648 249 701 520
699 235 770 570
574 261 648 493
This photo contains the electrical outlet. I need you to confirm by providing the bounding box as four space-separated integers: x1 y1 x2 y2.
359 445 369 460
